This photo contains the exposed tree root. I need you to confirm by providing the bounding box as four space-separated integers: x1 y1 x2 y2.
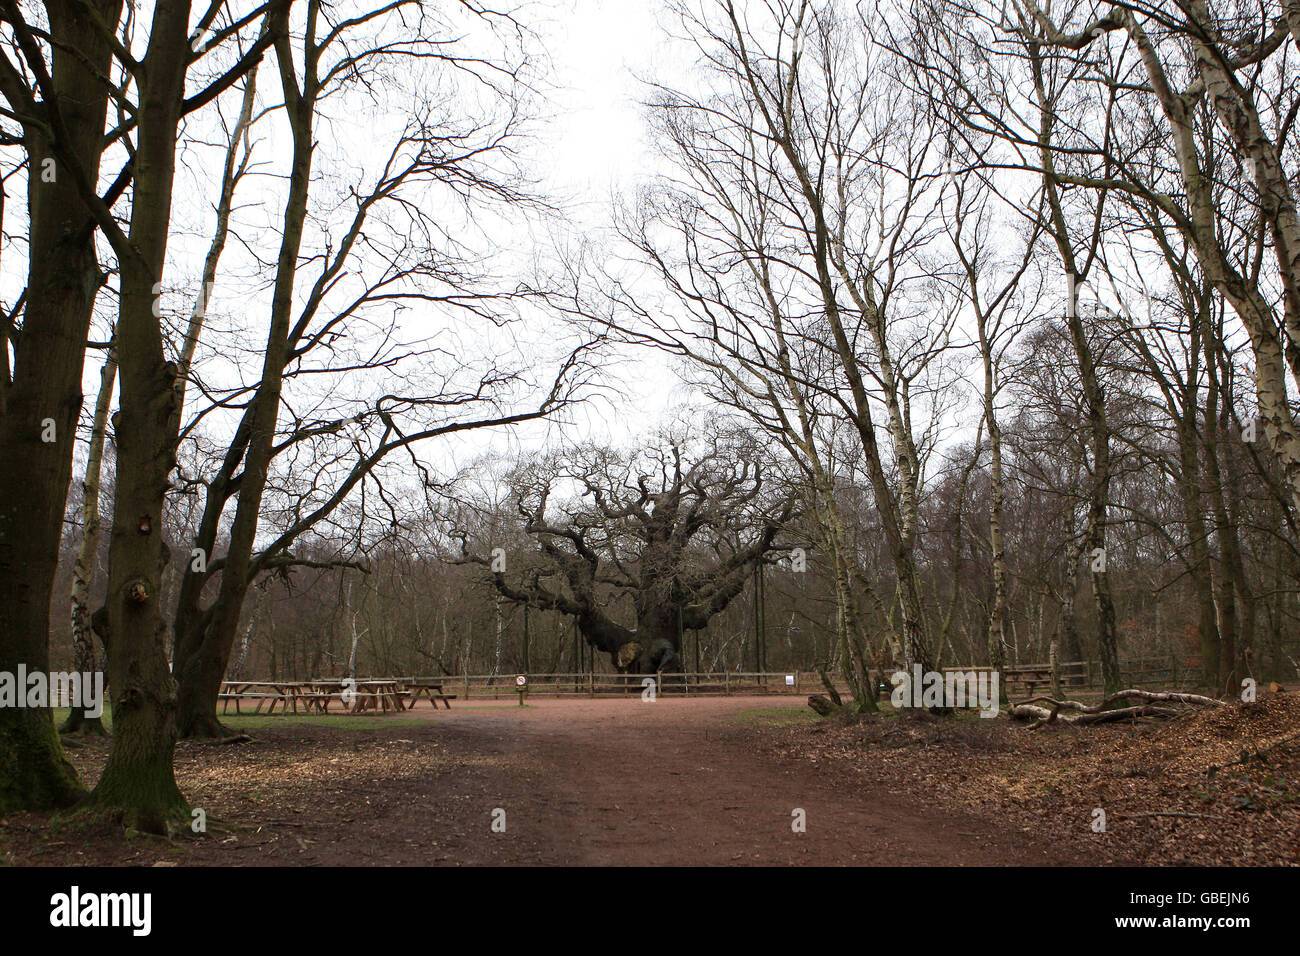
186 733 254 746
1009 689 1225 728
61 801 194 839
177 712 241 741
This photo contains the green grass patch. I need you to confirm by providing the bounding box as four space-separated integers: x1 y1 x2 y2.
53 707 113 732
730 705 821 726
53 706 446 732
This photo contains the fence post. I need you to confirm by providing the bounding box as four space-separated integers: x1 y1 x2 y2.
725 671 730 696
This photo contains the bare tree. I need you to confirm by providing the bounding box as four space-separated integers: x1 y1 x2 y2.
165 0 590 737
456 434 793 674
589 0 964 682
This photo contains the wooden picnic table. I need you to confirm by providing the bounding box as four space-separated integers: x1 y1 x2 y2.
214 677 487 715
940 665 1055 697
219 681 327 715
219 679 410 714
309 679 409 714
1000 665 1059 696
406 679 456 710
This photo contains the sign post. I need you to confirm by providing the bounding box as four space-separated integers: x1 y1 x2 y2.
515 674 527 707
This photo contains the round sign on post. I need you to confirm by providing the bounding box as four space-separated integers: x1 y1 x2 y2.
515 674 527 706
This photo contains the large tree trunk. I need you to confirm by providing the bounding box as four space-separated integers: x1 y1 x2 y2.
0 0 121 812
84 0 195 834
174 28 302 738
595 602 680 675
492 596 505 678
815 259 933 674
1202 323 1253 699
761 283 881 711
1083 485 1121 696
158 56 261 739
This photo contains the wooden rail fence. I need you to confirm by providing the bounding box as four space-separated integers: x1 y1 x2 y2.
221 657 1198 712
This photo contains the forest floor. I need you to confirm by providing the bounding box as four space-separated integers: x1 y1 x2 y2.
0 692 1296 865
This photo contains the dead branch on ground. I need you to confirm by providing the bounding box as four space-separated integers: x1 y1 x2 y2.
1009 689 1225 728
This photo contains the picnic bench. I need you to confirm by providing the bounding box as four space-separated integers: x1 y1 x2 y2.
998 663 1087 695
306 679 410 713
219 679 411 714
348 680 409 713
219 681 316 715
218 690 287 714
1001 664 1055 696
939 664 1057 698
406 679 456 710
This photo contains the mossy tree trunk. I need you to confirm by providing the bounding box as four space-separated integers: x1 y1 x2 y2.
81 0 198 833
0 0 121 809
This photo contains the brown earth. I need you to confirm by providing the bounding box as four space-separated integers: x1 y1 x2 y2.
761 691 1300 866
1 695 1070 866
1 692 1293 866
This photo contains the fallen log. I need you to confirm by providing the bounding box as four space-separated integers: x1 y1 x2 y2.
1018 689 1224 710
808 694 839 717
183 733 256 746
1009 688 1224 728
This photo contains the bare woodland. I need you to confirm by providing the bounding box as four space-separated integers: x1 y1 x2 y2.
1 0 1299 836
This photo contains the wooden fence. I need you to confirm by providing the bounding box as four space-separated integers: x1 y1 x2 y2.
255 657 1193 707
395 671 841 702
937 656 1188 695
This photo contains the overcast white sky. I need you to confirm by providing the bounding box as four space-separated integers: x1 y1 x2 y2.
511 0 702 449
537 0 669 216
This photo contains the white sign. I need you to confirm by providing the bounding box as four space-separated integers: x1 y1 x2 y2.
515 674 527 687
785 674 795 686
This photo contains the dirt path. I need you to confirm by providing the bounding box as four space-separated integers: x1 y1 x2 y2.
429 696 1071 865
3 696 1076 866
